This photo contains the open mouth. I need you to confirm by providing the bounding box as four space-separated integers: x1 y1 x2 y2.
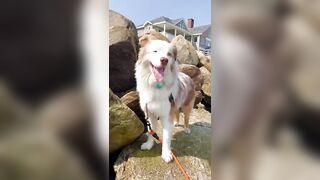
150 63 165 82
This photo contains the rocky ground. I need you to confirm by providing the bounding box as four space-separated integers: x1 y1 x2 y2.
114 107 211 180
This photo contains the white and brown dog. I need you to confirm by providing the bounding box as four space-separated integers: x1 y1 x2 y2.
135 38 195 163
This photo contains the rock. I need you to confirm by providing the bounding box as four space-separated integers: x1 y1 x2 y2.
139 29 169 43
109 41 136 93
35 89 107 179
120 91 145 120
197 50 211 72
120 91 139 109
109 10 139 54
179 64 204 91
200 67 211 104
109 10 138 93
171 35 200 65
194 91 204 107
0 132 94 180
114 108 211 179
109 89 144 153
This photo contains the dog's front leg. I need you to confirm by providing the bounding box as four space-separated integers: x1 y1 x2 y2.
161 116 174 163
141 116 158 150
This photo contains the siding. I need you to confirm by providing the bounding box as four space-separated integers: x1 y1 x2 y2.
199 28 211 49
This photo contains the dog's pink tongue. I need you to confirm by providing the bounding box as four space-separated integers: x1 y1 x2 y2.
152 66 164 82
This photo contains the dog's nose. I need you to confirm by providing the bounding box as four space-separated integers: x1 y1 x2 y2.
160 57 168 65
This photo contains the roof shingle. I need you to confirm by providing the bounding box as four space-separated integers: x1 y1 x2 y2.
188 25 211 34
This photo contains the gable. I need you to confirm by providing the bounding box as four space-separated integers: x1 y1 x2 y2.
143 21 152 27
176 21 188 31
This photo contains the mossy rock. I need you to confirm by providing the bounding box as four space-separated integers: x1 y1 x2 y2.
109 89 144 153
114 108 211 179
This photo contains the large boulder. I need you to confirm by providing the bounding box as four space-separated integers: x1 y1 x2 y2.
197 50 211 72
109 10 138 93
200 67 211 104
0 132 94 180
179 64 204 91
114 107 211 179
109 89 144 153
171 35 199 65
109 10 139 54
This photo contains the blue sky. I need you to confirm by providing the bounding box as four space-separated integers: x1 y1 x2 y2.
109 0 211 27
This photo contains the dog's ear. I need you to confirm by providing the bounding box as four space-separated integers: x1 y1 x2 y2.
136 45 147 65
172 45 177 61
139 35 150 48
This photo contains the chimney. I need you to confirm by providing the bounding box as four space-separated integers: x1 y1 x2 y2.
187 18 194 28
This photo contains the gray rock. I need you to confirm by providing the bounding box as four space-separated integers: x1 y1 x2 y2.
172 35 200 65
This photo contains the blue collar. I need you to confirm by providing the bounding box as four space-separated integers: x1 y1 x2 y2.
155 82 164 89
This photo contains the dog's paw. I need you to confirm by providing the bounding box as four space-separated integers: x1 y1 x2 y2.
161 150 173 163
184 128 191 134
174 122 179 127
141 141 154 150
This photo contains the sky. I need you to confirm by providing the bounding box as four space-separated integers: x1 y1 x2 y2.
109 0 211 27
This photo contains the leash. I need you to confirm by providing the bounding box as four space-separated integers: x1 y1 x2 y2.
146 121 190 180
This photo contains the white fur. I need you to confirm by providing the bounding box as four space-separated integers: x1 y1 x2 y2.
135 40 192 163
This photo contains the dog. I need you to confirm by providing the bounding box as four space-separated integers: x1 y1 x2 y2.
135 37 195 163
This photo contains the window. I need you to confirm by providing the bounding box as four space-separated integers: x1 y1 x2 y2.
177 21 187 31
194 36 198 43
144 25 152 32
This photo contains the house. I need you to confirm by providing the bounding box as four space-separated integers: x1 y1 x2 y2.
137 16 211 54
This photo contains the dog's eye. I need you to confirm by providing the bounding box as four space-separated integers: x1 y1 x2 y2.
153 50 157 53
167 52 172 56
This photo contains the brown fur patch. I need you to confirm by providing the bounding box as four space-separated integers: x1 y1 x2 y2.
169 105 179 124
139 36 150 48
183 83 195 106
170 63 175 73
140 29 170 42
172 45 177 60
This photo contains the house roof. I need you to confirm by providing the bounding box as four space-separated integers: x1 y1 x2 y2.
150 16 173 24
149 17 185 26
138 16 211 35
189 25 211 34
171 18 184 25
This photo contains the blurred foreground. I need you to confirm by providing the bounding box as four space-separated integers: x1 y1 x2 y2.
0 0 106 179
213 0 320 180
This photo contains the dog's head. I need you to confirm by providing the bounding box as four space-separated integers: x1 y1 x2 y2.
137 37 177 82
